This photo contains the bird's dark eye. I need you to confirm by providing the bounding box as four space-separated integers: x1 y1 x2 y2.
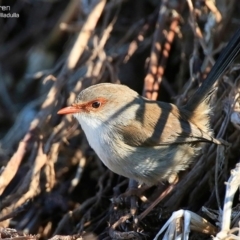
92 101 101 108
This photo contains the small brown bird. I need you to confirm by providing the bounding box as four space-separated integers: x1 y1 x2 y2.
58 28 240 185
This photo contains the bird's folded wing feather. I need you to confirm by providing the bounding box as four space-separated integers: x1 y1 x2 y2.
116 101 215 147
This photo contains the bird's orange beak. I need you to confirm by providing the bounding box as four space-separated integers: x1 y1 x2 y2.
57 105 81 115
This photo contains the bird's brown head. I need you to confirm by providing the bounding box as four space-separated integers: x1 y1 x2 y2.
57 83 141 124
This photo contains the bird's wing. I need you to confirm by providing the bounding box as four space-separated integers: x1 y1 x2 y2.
116 101 217 147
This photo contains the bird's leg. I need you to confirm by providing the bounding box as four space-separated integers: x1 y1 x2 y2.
113 181 151 203
137 176 179 221
113 179 151 230
128 179 138 230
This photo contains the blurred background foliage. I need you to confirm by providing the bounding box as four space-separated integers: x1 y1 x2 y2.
0 0 240 239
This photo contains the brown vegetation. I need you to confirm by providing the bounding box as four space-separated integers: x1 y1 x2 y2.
0 0 240 239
